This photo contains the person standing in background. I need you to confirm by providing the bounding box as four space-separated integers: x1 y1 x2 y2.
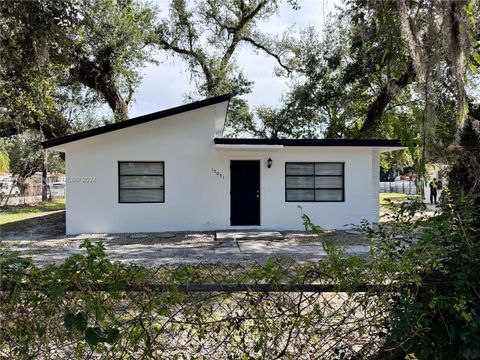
429 178 438 204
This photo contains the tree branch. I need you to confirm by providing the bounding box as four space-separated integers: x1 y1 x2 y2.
70 56 129 121
218 1 270 75
242 36 292 74
396 0 427 81
359 61 416 138
158 39 214 91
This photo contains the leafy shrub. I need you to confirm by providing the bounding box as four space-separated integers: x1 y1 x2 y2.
382 192 480 359
302 192 480 359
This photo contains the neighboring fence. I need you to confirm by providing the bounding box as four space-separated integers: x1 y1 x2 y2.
380 180 418 195
1 183 65 206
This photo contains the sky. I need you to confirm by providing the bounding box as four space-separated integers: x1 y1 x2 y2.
128 0 341 118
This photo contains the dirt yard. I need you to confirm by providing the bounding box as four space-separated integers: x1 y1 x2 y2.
0 211 372 266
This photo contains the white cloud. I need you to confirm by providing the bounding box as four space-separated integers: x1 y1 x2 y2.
129 0 341 118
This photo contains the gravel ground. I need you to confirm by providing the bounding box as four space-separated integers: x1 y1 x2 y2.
0 211 372 266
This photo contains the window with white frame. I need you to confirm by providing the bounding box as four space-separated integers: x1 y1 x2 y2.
118 162 164 203
285 162 344 202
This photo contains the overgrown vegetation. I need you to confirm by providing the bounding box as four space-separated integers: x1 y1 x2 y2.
367 193 479 359
1 192 478 358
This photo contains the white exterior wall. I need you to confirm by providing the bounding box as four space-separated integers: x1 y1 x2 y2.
216 148 376 231
62 107 380 234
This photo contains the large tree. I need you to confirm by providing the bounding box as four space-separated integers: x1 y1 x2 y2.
69 0 158 121
0 0 158 140
155 0 295 132
233 8 416 139
0 0 75 139
157 0 293 97
251 0 478 143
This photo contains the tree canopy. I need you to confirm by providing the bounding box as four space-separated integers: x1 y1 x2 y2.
0 0 479 185
246 0 479 143
155 0 296 134
0 0 158 141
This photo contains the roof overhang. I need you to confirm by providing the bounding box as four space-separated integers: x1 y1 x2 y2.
214 144 284 151
377 146 407 152
213 138 405 151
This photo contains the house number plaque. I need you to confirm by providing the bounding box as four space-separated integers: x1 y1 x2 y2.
211 168 224 179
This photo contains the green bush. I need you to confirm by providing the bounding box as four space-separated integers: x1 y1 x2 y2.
383 192 480 359
303 191 480 359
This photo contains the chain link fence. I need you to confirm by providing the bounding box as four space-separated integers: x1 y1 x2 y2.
0 176 65 206
1 255 399 359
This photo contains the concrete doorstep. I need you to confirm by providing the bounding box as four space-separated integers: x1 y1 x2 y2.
215 231 284 241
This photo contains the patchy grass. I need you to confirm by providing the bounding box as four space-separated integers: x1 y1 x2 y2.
0 199 65 225
380 193 420 206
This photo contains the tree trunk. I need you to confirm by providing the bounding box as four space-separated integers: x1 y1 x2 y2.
70 56 129 121
104 86 129 121
448 115 480 213
42 150 49 202
359 63 415 138
1 184 14 207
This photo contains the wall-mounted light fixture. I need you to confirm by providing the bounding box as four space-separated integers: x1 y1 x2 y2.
267 158 273 168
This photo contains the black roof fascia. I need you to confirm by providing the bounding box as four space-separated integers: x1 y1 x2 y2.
43 94 231 149
214 138 403 147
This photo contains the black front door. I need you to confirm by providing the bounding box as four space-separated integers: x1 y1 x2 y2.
230 160 260 226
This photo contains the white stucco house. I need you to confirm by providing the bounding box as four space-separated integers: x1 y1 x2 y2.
43 94 404 234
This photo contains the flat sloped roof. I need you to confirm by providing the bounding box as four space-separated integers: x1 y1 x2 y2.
214 138 403 147
43 94 231 149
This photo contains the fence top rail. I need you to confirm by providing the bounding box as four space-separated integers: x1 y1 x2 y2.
0 282 451 293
